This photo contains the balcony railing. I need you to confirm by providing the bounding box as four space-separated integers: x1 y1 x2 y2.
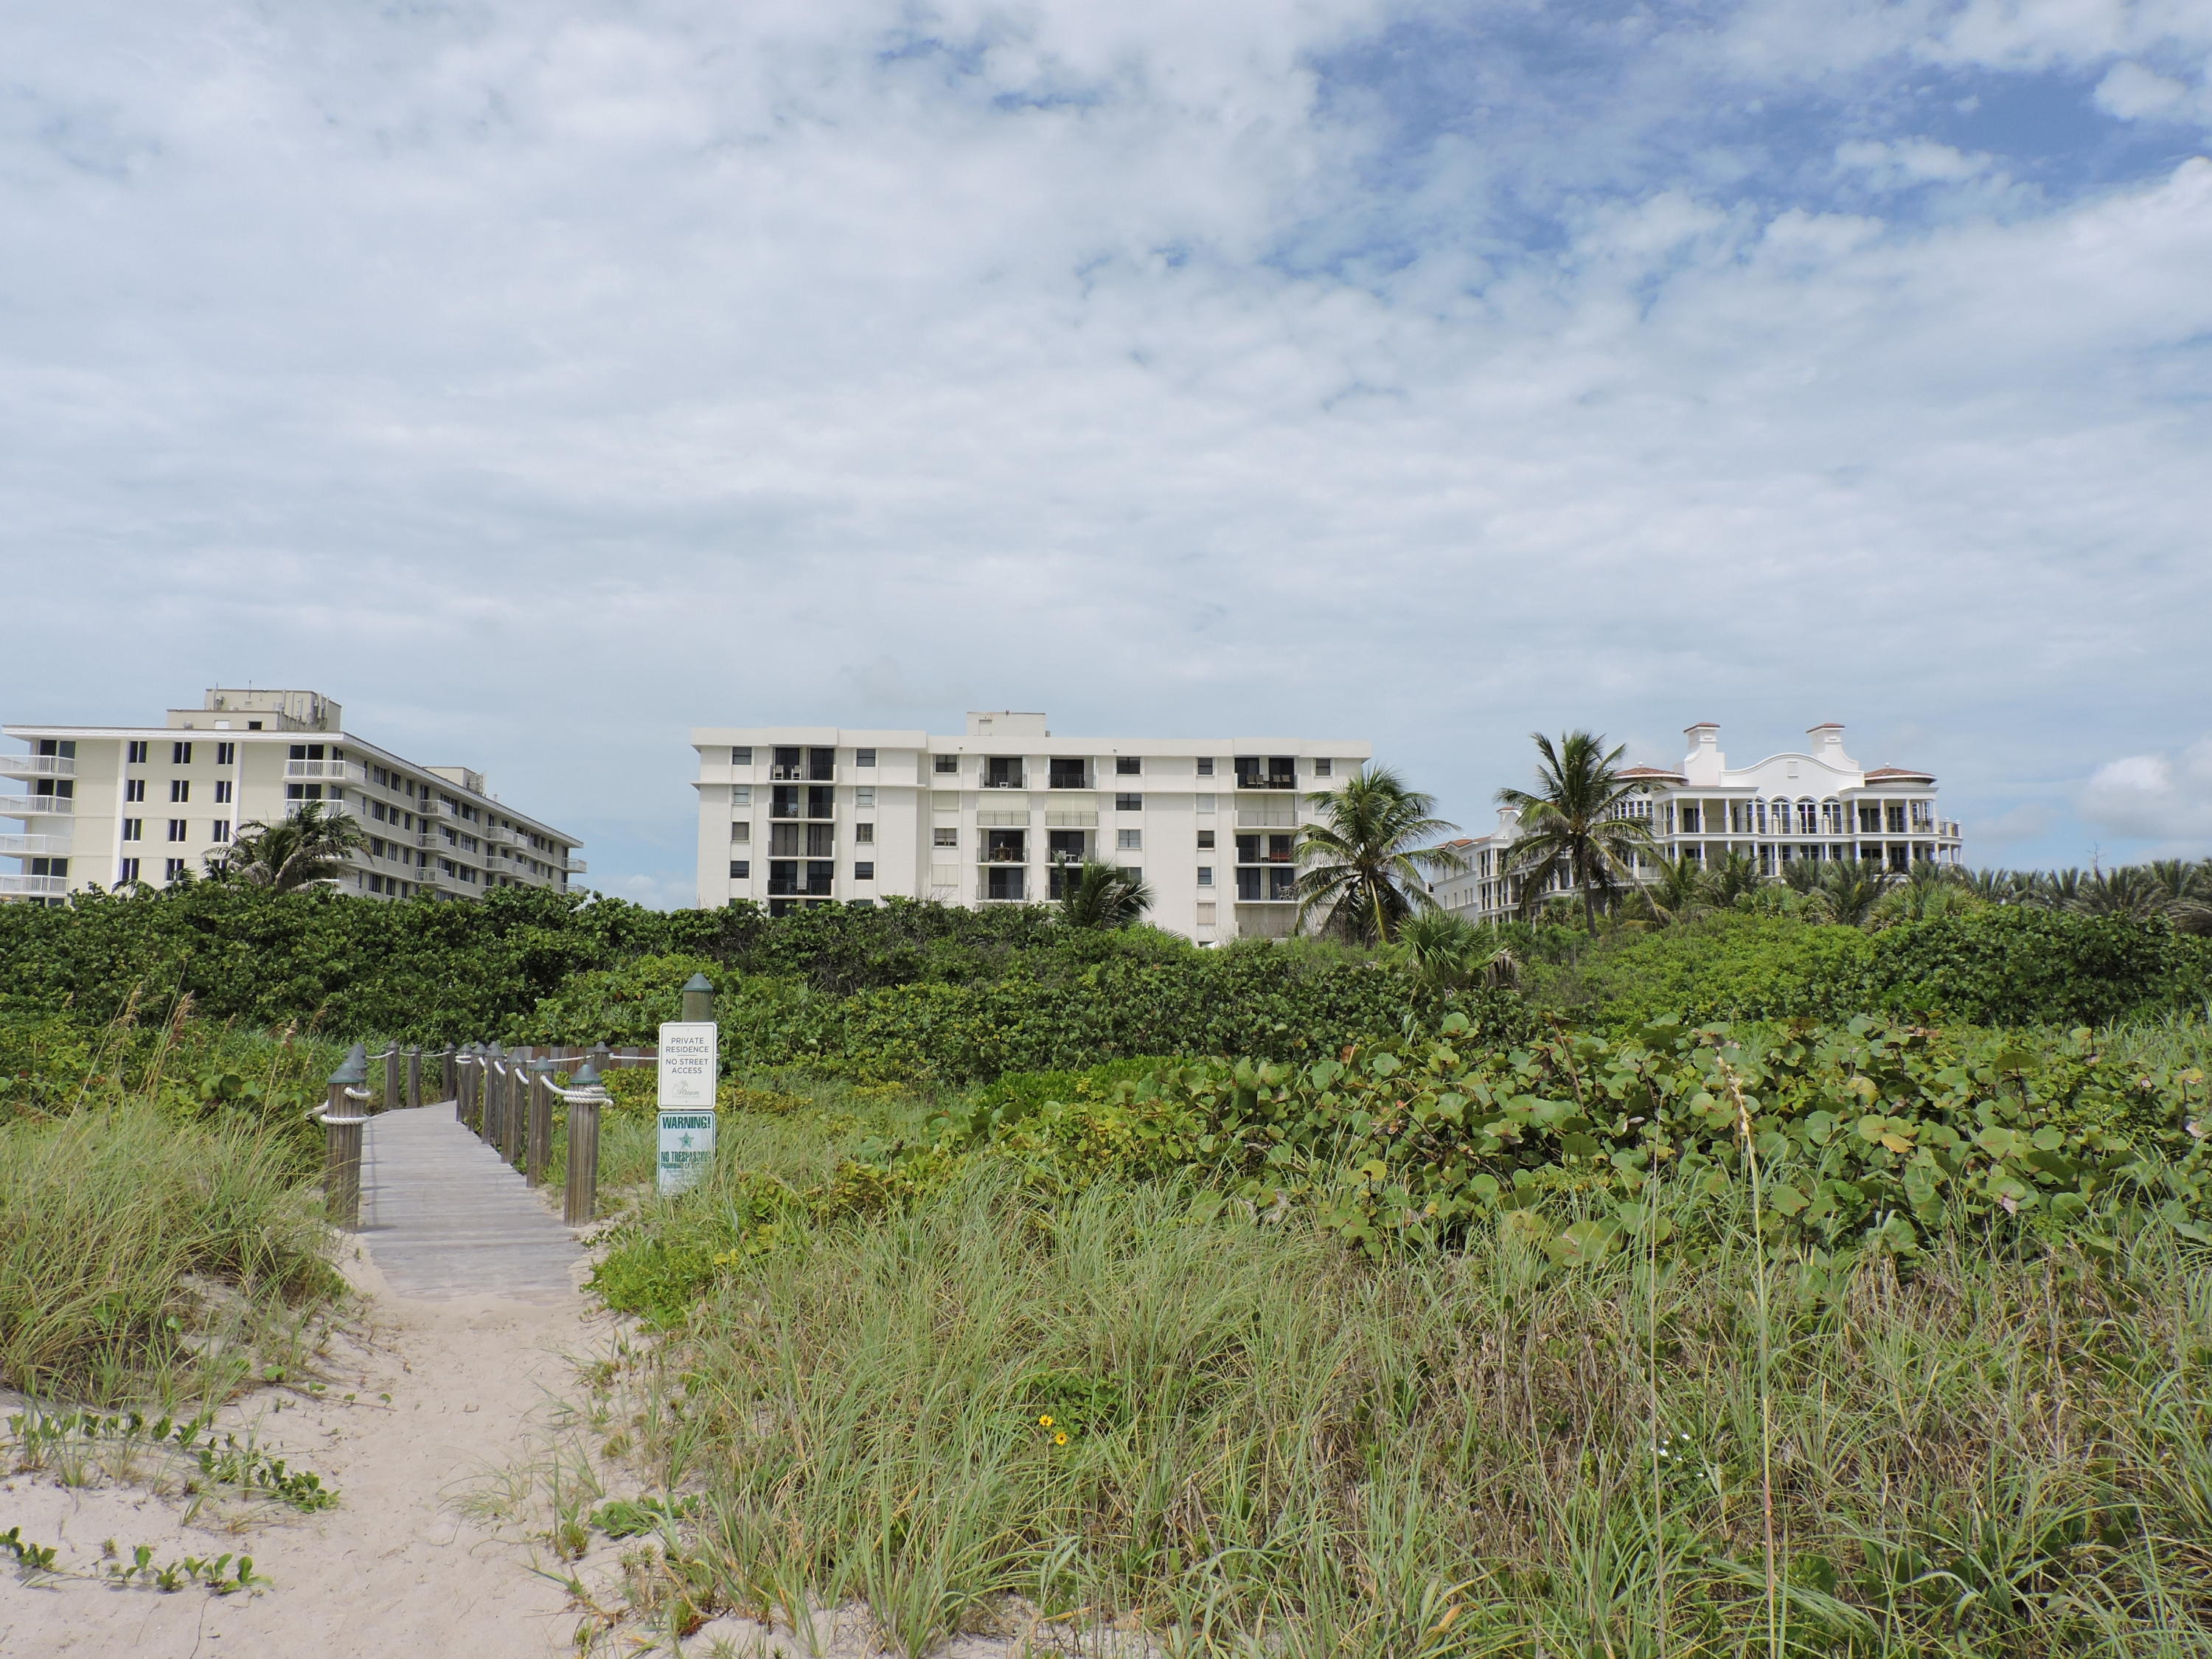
767 765 834 782
0 874 67 897
976 810 1029 827
0 755 74 779
1044 810 1096 827
981 849 1027 863
1235 806 1295 828
285 759 366 782
565 858 588 874
1047 773 1091 790
0 834 69 856
1234 775 1298 792
768 802 835 820
1 795 74 817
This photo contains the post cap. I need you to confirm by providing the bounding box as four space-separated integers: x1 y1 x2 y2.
330 1056 367 1086
572 1062 602 1088
485 1041 504 1057
683 973 715 992
345 1040 368 1067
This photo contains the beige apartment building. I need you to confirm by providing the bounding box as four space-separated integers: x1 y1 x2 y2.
692 712 1371 942
1 688 584 904
1433 721 1966 920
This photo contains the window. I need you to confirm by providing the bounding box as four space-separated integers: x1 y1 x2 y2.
855 823 874 844
856 787 876 808
1118 829 1143 850
728 821 751 846
933 827 958 848
164 858 187 880
1796 799 1818 835
121 818 143 841
289 743 325 761
1680 804 1701 834
855 862 874 880
729 860 751 879
116 858 141 883
731 746 754 765
215 742 235 765
28 857 67 877
731 785 751 808
1197 866 1214 887
1314 759 1333 777
247 721 262 730
1197 757 1215 776
167 819 188 841
933 754 957 773
167 742 191 765
1116 756 1141 776
1197 829 1215 849
1885 802 1907 833
857 748 877 768
1195 794 1216 814
126 740 149 764
1116 793 1142 812
124 778 145 802
170 779 189 802
214 780 232 804
286 783 323 801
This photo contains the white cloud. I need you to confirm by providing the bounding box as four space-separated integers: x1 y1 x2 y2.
2080 740 2212 849
1 1 2211 896
2094 60 2191 119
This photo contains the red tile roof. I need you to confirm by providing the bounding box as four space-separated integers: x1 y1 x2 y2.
1617 765 1686 779
1863 765 1935 780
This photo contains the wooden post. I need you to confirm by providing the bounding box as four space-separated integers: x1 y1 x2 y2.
453 1048 473 1124
482 1043 504 1144
406 1045 422 1111
526 1059 552 1188
502 1049 527 1166
563 1063 605 1226
383 1046 401 1113
322 1057 368 1228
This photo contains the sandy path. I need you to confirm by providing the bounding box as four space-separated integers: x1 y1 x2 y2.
0 1238 600 1658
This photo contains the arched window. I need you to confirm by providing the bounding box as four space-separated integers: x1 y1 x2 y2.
1821 799 1843 835
1795 798 1818 835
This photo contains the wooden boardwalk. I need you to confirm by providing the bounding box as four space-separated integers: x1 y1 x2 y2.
357 1106 580 1300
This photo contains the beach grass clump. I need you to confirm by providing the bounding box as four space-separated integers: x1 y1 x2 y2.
0 1102 340 1406
585 1144 2212 1657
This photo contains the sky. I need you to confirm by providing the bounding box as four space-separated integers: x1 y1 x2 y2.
4 0 2210 906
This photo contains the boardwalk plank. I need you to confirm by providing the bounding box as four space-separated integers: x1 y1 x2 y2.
358 1105 580 1299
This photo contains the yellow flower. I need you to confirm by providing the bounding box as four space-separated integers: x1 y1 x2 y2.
1054 1431 1069 1446
1037 1415 1054 1428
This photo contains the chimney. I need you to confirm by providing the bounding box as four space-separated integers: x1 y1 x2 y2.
1806 723 1857 773
1683 722 1724 785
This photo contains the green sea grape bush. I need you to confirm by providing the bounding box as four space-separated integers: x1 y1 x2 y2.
947 1015 2212 1257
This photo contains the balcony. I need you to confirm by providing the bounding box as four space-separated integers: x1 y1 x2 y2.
565 858 588 874
975 809 1029 828
0 834 69 856
1047 765 1091 790
980 849 1027 863
0 874 67 898
0 755 74 780
483 824 520 847
1 794 74 818
285 759 366 783
1043 809 1096 827
1235 805 1296 829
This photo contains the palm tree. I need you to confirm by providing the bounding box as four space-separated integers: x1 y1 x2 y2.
1705 849 1764 908
1056 860 1152 929
1392 910 1520 992
2069 865 2170 922
2147 859 2212 935
1495 731 1657 932
1779 855 1826 896
1811 858 1897 928
1624 851 1713 928
1293 766 1466 945
204 800 367 892
1959 867 2034 905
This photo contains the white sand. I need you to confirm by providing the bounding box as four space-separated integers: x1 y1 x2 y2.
0 1239 599 1658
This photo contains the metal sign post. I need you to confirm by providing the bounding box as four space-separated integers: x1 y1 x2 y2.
656 1018 718 1195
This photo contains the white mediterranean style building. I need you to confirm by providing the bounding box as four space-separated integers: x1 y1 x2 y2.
1434 722 1965 922
1 688 584 905
692 712 1371 943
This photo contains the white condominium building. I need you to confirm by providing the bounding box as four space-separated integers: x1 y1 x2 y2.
692 712 1372 943
2 688 584 905
1434 722 1966 922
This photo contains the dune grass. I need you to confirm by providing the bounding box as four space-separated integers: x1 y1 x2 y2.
0 1102 340 1407
582 1144 2212 1658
